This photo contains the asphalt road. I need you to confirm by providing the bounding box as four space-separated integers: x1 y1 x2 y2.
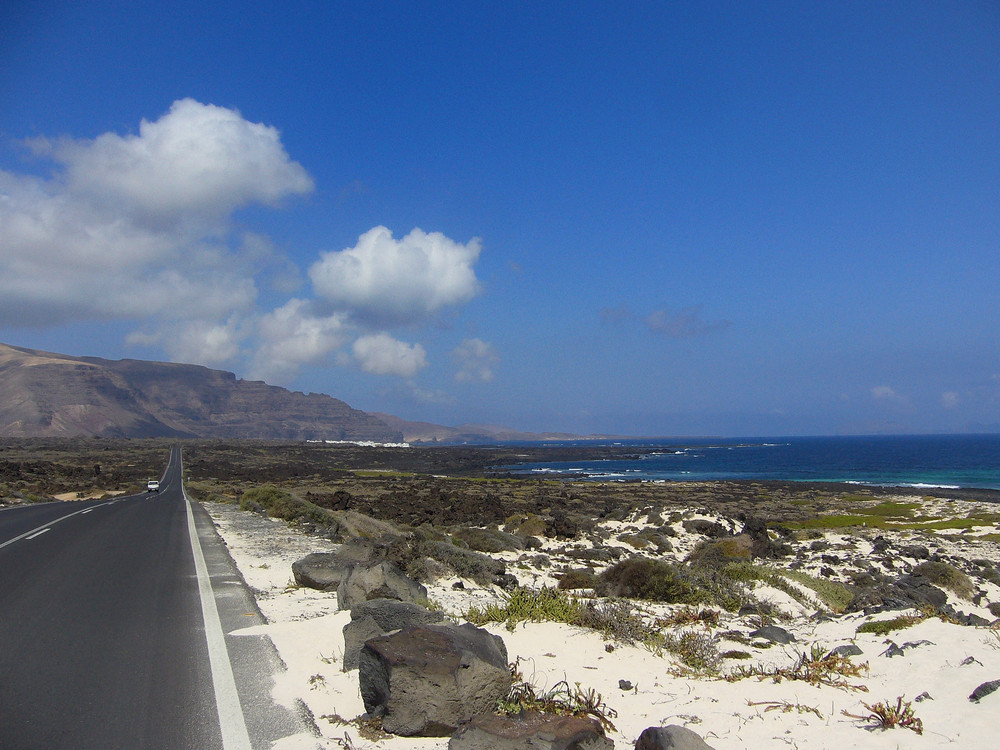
0 447 304 749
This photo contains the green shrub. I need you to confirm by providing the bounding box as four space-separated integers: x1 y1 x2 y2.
721 649 752 660
574 599 661 646
423 540 507 586
504 513 547 537
558 568 598 590
465 587 586 631
597 558 708 605
450 525 524 553
911 561 975 599
687 536 753 567
781 569 853 613
664 631 721 673
856 614 925 636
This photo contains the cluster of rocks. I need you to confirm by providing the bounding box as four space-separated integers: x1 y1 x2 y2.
292 544 720 749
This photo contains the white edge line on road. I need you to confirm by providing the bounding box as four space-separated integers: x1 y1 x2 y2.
0 500 115 550
184 484 253 750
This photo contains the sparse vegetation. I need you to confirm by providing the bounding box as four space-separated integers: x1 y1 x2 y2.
911 560 975 599
843 696 923 734
856 614 926 636
499 662 618 732
726 644 869 691
465 586 587 631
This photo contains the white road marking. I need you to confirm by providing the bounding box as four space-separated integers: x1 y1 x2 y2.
26 528 50 540
0 501 114 550
184 484 253 750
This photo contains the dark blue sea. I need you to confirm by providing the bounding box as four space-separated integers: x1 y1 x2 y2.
500 434 1000 490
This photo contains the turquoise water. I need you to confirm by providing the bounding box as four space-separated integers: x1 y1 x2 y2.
501 434 1000 490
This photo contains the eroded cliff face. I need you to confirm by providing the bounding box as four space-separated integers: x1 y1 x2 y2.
0 343 401 441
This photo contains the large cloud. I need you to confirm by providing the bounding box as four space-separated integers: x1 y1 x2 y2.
32 98 313 222
308 226 482 324
0 99 312 365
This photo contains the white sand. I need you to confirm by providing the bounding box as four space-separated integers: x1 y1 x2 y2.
206 502 1000 749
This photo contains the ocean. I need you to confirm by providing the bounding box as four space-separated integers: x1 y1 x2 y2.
500 434 1000 490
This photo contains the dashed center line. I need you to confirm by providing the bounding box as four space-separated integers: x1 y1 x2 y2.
26 528 50 540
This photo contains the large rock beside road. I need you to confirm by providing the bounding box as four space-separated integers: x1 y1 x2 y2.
291 552 349 591
360 622 510 736
448 711 612 750
342 598 446 670
338 559 428 610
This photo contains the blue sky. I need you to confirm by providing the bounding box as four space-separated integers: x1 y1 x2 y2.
1 1 998 436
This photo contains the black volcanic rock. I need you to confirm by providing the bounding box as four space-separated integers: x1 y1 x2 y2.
0 343 401 441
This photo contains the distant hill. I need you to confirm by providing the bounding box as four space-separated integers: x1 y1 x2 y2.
371 412 607 444
0 343 401 441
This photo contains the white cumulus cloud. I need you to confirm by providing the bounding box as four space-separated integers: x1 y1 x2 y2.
309 226 482 324
453 338 499 383
352 332 428 377
33 98 313 222
250 299 351 383
0 99 312 373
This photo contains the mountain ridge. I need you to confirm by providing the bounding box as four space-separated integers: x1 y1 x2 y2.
0 342 401 441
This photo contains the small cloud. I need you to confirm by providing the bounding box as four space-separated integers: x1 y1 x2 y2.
309 226 482 325
871 385 907 403
941 391 960 408
453 338 499 383
599 305 633 325
644 306 731 338
352 332 427 377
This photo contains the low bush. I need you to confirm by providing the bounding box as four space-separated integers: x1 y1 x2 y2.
423 540 507 586
504 513 547 537
574 598 661 646
664 630 721 673
465 586 586 631
911 561 975 599
596 558 709 605
450 525 524 553
557 568 598 590
856 614 925 636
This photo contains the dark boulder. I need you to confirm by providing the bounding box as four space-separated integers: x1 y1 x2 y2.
900 544 930 560
741 517 789 559
448 712 612 750
749 625 795 644
682 519 729 538
342 598 446 670
359 622 510 736
970 679 1000 703
635 725 718 749
292 552 350 591
337 559 428 611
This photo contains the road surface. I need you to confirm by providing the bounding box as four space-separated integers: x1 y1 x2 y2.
0 447 306 749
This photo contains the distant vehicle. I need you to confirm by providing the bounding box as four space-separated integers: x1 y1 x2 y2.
146 479 160 494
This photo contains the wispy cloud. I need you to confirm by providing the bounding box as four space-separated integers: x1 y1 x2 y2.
453 338 499 383
644 306 731 338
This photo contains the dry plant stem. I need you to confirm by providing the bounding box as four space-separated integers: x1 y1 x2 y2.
747 700 824 719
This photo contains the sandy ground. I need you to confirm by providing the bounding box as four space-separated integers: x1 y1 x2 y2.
205 500 1000 750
